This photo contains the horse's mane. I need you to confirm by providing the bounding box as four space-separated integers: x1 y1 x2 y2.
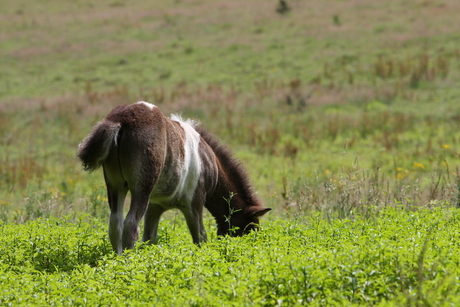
195 126 262 207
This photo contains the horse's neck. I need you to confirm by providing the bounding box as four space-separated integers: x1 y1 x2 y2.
204 169 240 223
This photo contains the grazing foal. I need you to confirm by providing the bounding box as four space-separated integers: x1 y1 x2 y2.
78 102 271 254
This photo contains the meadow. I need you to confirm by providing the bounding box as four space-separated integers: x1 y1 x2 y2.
1 0 460 305
2 208 460 306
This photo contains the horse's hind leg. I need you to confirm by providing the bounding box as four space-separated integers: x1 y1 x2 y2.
143 203 166 244
103 141 129 255
106 181 128 255
122 191 153 250
119 154 160 251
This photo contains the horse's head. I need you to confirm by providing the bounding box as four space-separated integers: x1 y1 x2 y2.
217 205 271 237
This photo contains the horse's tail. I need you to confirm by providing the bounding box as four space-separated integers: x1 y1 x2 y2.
77 120 121 172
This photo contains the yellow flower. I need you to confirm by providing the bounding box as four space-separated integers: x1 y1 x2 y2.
396 167 409 179
413 162 425 170
442 144 451 149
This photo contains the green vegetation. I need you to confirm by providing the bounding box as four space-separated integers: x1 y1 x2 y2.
1 0 460 305
2 208 460 306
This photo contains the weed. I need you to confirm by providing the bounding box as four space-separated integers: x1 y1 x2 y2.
276 0 290 15
223 192 241 235
85 185 109 220
333 14 341 26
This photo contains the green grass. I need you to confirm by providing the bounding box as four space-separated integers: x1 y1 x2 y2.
1 208 460 306
1 0 460 304
3 0 460 100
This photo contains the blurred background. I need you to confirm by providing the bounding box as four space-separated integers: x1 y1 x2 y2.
1 0 460 222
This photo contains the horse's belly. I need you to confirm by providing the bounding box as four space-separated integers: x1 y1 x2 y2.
148 176 194 209
148 190 190 210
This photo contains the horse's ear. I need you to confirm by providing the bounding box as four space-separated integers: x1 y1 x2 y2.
249 207 272 218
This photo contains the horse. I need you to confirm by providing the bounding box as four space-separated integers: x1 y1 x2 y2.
78 101 271 254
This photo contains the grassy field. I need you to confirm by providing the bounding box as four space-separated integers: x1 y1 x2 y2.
1 0 460 305
2 208 460 306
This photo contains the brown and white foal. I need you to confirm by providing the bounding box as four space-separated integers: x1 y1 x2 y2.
78 102 270 254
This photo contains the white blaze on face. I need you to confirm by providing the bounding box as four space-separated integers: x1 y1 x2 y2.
136 101 156 109
170 114 202 204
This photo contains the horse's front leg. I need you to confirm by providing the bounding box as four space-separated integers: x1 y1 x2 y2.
143 203 166 244
181 202 207 244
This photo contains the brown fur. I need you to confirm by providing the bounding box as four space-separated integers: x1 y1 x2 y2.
195 127 270 235
78 102 270 254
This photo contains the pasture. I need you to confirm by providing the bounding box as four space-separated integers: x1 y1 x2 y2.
2 208 460 305
1 0 460 305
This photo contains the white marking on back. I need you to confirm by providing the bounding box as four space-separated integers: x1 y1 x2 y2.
136 101 156 109
170 114 202 204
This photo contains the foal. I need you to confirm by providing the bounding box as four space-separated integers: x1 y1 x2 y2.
78 102 271 254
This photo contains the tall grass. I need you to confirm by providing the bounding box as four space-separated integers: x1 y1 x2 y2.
1 0 460 222
1 73 459 222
